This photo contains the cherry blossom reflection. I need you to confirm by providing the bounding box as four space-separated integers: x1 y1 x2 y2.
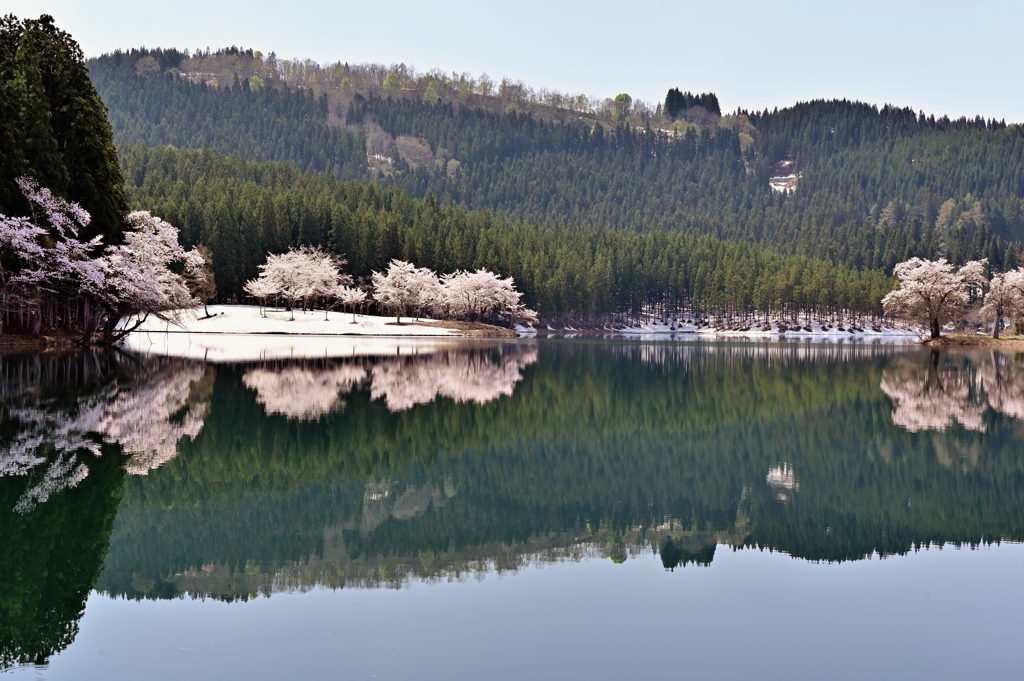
881 352 1024 432
977 353 1024 420
1 354 213 509
242 364 368 420
100 360 214 474
242 345 538 420
370 346 539 411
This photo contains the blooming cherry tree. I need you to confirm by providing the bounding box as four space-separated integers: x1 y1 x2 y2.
981 269 1024 338
243 276 277 317
372 259 440 322
335 285 368 323
247 246 351 320
100 211 205 341
0 177 105 334
882 258 988 339
438 268 537 325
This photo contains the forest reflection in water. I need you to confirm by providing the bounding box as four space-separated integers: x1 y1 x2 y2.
3 341 1024 669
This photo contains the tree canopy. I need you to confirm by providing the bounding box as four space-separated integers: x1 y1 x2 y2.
1 14 126 242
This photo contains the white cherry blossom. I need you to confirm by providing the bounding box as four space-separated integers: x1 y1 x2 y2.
882 258 987 339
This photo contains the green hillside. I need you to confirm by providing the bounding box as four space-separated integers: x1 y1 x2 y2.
86 47 1024 273
120 144 893 317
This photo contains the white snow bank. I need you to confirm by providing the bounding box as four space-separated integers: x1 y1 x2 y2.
124 331 484 363
132 305 461 337
615 320 921 342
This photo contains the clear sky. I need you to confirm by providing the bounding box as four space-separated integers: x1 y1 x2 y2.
9 0 1024 122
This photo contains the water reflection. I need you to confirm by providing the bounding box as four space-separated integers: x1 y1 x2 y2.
0 353 128 668
242 364 367 420
1 354 213 490
90 344 1024 602
4 343 1024 669
766 464 799 503
368 345 538 411
881 351 1024 432
240 345 538 420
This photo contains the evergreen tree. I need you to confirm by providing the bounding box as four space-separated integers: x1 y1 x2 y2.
0 15 126 242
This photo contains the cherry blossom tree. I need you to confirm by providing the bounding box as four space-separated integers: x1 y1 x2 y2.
981 269 1024 338
0 177 105 335
510 301 540 327
881 258 988 339
247 246 351 320
185 244 217 318
1 179 208 343
99 211 205 342
335 285 368 323
438 268 537 325
243 276 277 317
372 259 440 323
409 267 443 321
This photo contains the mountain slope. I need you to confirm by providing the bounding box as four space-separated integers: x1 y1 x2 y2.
86 48 1024 271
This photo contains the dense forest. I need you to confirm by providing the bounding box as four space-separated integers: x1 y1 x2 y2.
87 48 366 179
121 144 894 318
86 47 1024 276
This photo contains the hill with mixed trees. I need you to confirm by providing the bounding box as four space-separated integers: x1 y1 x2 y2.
3 17 1024 329
87 47 1024 271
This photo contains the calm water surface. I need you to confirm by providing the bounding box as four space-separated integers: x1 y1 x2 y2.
2 340 1024 680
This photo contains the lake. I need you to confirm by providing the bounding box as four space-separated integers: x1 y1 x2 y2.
2 339 1023 680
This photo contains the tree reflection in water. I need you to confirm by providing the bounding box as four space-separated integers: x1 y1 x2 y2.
6 344 1024 669
242 364 367 420
241 344 539 419
881 350 1024 432
0 353 129 669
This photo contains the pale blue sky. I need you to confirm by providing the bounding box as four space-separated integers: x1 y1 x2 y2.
10 0 1024 122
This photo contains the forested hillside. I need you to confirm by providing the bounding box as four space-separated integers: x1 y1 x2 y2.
121 144 893 317
87 47 1024 273
87 48 366 178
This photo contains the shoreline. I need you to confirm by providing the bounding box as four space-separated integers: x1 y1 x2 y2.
130 305 516 338
5 306 1020 350
923 334 1024 350
0 333 81 352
